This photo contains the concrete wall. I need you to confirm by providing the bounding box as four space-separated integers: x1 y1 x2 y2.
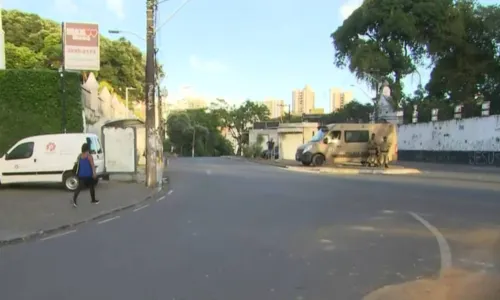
81 73 147 166
249 129 278 148
397 115 500 166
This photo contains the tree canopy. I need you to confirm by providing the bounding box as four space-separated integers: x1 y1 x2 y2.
166 100 269 156
166 108 234 157
332 0 500 117
211 99 270 155
2 9 157 100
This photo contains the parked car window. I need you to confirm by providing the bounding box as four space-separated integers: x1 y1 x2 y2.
86 137 98 154
329 130 342 140
345 130 369 143
94 137 103 154
6 142 35 160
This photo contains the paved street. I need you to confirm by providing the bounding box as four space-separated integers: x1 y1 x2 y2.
1 157 499 299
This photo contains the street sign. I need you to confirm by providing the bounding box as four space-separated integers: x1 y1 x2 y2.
62 22 100 71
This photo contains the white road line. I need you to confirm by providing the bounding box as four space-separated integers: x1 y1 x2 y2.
206 169 212 175
133 204 149 212
97 216 120 224
409 212 452 274
40 230 77 241
156 196 166 202
167 190 173 195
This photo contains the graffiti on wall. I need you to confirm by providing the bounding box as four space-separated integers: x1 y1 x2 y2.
468 151 500 166
398 150 500 167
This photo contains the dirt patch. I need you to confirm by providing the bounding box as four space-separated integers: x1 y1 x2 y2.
364 268 500 300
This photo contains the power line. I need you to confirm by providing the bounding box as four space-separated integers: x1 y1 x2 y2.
155 0 192 33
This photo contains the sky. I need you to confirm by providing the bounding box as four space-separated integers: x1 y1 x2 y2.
2 0 497 109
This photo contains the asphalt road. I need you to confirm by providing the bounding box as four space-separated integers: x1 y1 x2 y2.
1 157 499 300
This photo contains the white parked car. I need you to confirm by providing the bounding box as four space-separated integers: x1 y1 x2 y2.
0 133 105 191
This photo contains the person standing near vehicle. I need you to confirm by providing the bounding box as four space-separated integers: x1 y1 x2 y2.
379 136 391 168
367 133 379 167
73 143 99 207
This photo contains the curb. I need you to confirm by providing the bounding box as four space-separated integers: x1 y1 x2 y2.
285 166 422 175
224 156 422 175
415 171 500 184
0 184 167 248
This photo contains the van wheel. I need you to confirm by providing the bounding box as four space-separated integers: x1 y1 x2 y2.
302 161 311 166
312 154 325 166
63 172 79 192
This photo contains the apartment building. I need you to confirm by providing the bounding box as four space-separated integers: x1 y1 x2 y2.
261 99 285 119
292 85 315 114
329 88 353 112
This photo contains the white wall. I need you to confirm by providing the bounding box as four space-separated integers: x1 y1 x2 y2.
249 129 278 147
398 115 500 151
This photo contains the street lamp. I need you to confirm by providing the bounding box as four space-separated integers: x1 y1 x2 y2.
108 29 145 41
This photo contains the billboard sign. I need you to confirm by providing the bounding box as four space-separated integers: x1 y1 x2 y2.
63 22 100 71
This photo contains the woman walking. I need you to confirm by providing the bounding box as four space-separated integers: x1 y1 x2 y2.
73 143 99 207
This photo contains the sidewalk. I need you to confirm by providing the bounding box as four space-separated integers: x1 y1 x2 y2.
0 181 161 245
224 156 500 183
394 161 500 183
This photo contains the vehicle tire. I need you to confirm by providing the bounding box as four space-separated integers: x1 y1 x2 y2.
302 161 311 166
63 172 79 192
312 154 325 166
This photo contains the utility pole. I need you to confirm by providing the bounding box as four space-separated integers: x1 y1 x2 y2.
155 58 165 165
278 104 291 122
145 0 157 187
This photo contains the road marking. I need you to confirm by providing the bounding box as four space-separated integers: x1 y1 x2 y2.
167 190 173 195
156 196 166 202
97 216 120 224
206 169 212 175
409 212 452 274
40 230 77 241
133 204 149 212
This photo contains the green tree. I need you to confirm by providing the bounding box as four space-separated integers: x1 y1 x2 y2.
4 43 45 69
212 99 270 155
166 109 235 157
2 9 159 100
321 101 374 124
425 2 500 114
331 0 454 108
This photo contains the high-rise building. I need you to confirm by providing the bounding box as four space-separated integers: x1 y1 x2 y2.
292 85 315 114
329 88 353 112
262 99 285 119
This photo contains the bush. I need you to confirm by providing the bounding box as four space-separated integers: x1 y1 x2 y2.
0 69 83 154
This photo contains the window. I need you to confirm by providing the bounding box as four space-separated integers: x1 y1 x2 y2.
329 130 342 140
6 142 34 160
345 130 369 143
86 137 97 154
94 137 103 154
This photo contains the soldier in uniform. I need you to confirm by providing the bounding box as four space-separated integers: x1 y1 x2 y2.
379 136 391 168
367 133 378 167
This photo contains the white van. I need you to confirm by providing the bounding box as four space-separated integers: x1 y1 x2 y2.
0 133 105 191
